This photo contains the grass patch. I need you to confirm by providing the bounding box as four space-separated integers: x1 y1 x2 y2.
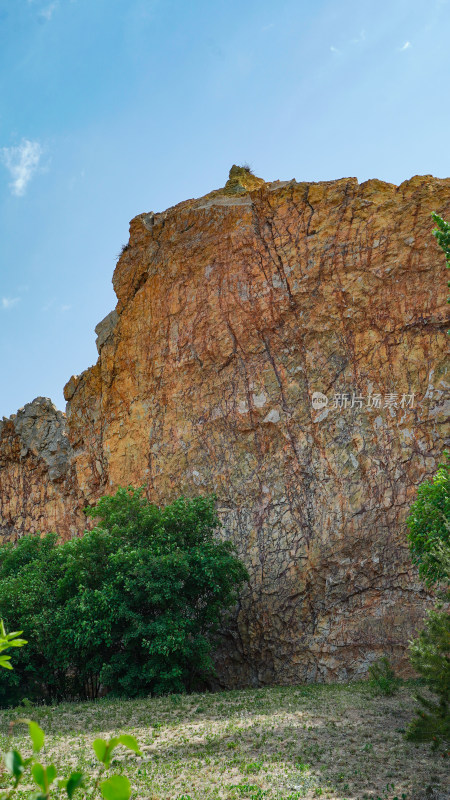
0 682 446 799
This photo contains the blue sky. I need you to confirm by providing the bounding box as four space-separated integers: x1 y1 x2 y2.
0 0 449 417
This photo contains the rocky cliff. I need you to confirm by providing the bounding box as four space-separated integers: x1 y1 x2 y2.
1 167 449 685
0 397 85 540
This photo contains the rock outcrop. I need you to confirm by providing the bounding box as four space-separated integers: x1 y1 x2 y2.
1 167 449 685
0 398 85 540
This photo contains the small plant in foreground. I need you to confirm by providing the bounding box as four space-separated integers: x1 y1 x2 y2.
1 718 140 799
0 616 140 798
0 620 27 671
368 657 400 696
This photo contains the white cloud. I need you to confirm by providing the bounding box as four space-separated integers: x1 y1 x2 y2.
1 297 20 310
39 2 59 21
1 139 43 196
330 45 341 55
400 41 412 50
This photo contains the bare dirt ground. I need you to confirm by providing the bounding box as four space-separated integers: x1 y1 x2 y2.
0 682 447 799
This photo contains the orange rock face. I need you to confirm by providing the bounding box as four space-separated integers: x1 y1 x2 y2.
1 170 449 685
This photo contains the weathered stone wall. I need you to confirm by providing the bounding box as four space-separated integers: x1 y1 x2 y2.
1 170 449 685
0 398 85 540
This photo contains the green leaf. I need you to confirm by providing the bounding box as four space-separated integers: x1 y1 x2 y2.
100 775 131 800
46 764 57 785
93 738 108 763
32 763 46 791
4 749 24 779
117 734 141 754
66 771 84 799
0 656 12 669
28 721 45 753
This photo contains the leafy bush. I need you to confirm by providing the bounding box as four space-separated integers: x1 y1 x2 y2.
368 657 400 696
0 489 248 705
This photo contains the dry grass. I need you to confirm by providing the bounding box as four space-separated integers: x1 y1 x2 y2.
0 682 447 799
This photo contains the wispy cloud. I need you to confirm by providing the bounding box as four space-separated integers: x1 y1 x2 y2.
351 29 366 44
331 29 366 56
41 298 71 313
41 298 55 313
400 41 412 51
1 297 20 310
39 1 59 21
1 139 43 196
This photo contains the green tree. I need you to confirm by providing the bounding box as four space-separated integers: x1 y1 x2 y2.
0 490 248 705
432 211 450 330
432 212 450 267
404 215 450 748
406 453 450 586
407 605 450 746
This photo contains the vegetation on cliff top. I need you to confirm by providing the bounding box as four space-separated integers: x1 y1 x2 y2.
223 164 265 195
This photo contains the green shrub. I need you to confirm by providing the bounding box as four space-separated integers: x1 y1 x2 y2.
368 657 400 696
0 489 248 705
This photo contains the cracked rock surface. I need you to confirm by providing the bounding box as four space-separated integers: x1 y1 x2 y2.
1 170 450 685
0 398 86 539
